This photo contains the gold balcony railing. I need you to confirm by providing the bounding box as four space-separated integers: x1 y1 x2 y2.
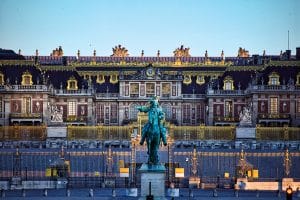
169 125 235 140
256 127 300 141
67 126 132 140
10 113 42 119
0 126 47 141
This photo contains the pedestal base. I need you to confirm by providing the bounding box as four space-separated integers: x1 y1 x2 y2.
139 163 166 200
236 127 256 139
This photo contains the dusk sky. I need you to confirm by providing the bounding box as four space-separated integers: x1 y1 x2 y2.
1 0 299 57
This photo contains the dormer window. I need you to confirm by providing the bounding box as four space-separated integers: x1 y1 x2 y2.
21 71 33 85
196 75 205 85
67 76 78 90
96 74 105 84
223 76 234 90
0 73 4 85
268 72 280 85
110 74 118 84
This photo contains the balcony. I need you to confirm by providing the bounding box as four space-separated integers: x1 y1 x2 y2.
95 93 119 99
182 94 205 99
55 89 93 96
9 113 43 124
2 85 48 92
249 84 300 92
207 89 244 96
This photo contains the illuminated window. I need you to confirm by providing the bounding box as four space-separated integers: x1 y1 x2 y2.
223 76 234 90
21 71 33 85
67 76 78 90
146 83 155 97
68 101 76 116
130 83 139 97
162 83 170 97
268 72 280 85
0 73 4 85
270 97 278 114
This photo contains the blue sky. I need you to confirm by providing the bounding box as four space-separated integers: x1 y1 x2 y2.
0 0 299 56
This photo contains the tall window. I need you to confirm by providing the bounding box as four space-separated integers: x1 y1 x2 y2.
68 101 76 116
161 103 171 120
162 83 170 97
268 72 280 85
270 97 278 114
225 101 232 117
196 104 202 123
146 83 155 97
110 104 118 123
130 104 139 120
96 104 104 123
297 100 300 113
182 104 190 123
130 83 139 97
0 97 2 118
223 76 234 90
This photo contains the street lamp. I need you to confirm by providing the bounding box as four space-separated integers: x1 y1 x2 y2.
185 157 189 178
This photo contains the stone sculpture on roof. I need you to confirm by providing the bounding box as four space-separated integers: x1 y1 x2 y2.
111 45 129 57
173 45 191 57
238 47 249 57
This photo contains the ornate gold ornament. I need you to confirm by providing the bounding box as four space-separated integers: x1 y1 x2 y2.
111 45 129 57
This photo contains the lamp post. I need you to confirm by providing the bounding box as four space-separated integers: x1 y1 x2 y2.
185 157 189 178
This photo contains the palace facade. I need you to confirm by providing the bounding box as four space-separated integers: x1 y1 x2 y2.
0 46 300 127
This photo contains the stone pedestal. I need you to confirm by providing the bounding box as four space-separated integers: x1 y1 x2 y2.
139 163 166 200
189 177 200 188
236 127 256 139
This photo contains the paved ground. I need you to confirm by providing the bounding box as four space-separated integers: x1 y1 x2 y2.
1 188 300 199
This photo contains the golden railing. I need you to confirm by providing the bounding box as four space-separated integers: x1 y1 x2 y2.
0 126 47 141
256 127 300 141
67 126 132 140
169 125 235 140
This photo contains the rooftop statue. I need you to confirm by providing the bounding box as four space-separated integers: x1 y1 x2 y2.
173 45 191 57
111 44 129 57
137 96 167 165
237 47 249 57
51 46 63 57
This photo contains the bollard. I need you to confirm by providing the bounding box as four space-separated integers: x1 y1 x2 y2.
256 190 259 198
1 189 5 198
277 190 281 198
44 189 48 197
66 188 71 197
22 189 26 197
234 189 239 197
112 188 116 197
89 188 93 197
189 188 194 198
213 188 218 197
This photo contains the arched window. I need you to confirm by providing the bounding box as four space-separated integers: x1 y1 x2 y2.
21 71 33 85
67 76 78 90
223 76 234 90
268 72 280 85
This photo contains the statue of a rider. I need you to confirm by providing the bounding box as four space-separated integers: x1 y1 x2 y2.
137 96 167 165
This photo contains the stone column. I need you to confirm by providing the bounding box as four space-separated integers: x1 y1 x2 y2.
252 94 258 125
207 98 214 126
289 94 296 126
87 98 93 125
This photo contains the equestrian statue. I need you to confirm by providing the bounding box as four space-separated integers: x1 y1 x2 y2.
137 96 167 165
